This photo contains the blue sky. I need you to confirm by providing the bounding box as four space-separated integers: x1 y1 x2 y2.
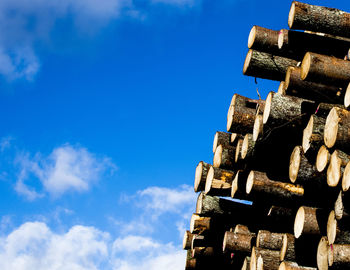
0 0 348 269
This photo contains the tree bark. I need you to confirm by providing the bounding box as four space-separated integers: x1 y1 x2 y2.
248 26 281 55
223 231 256 253
243 49 298 81
194 161 211 192
302 115 325 161
280 233 296 261
284 66 343 104
324 107 350 151
279 261 316 270
213 144 235 170
288 1 350 38
213 131 233 154
294 206 328 238
328 243 350 267
251 246 280 270
327 210 350 245
242 256 251 270
227 93 265 134
190 214 211 234
256 230 284 250
301 52 350 87
204 166 235 197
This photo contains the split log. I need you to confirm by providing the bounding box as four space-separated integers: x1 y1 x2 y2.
294 206 328 238
288 1 350 38
317 236 329 270
302 115 325 160
263 92 316 129
213 131 233 153
183 230 196 250
194 161 211 192
196 193 251 216
248 26 280 54
253 114 263 142
213 144 235 170
301 52 350 87
327 149 350 187
223 231 255 253
204 166 235 196
328 243 350 267
256 230 284 250
243 49 298 81
251 246 280 270
315 145 330 173
278 28 350 60
289 145 324 184
227 94 265 134
242 256 251 270
279 261 316 270
283 66 343 104
327 210 350 245
190 214 211 234
246 170 304 203
324 107 350 151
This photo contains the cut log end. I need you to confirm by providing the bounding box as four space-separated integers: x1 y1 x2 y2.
256 255 263 270
324 107 340 149
302 115 314 153
190 214 199 234
316 145 330 172
183 231 191 250
342 162 350 191
335 191 344 220
288 2 296 29
300 52 311 80
213 132 219 153
227 105 234 132
243 49 253 75
248 26 257 48
278 81 286 95
317 237 329 270
246 171 254 194
231 133 238 143
262 92 273 124
327 151 342 187
204 166 214 194
231 171 239 198
294 206 305 238
327 210 337 245
241 134 250 159
289 146 301 183
194 162 205 192
277 30 284 49
344 83 350 108
222 231 229 252
235 139 243 162
251 246 257 270
253 114 263 142
280 233 290 261
213 145 223 168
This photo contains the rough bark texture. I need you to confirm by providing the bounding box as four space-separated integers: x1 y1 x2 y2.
256 230 284 250
190 214 211 234
284 66 343 104
328 243 350 267
248 26 281 54
227 94 265 134
213 144 235 170
242 256 251 270
223 232 255 253
278 28 350 60
288 1 350 38
205 166 235 196
243 49 298 81
213 131 233 153
252 247 280 270
281 233 296 261
294 206 328 238
194 161 211 192
301 52 350 87
279 261 316 270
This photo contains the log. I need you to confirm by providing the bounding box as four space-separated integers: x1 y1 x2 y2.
289 145 324 184
253 114 263 142
278 28 350 60
251 246 280 270
227 94 265 134
317 236 329 270
279 261 316 270
327 210 350 245
248 26 280 54
334 190 350 220
231 170 249 199
234 224 252 235
324 107 350 151
288 2 350 38
315 145 330 173
328 243 350 267
302 115 325 160
278 81 286 95
243 49 298 81
223 231 255 253
204 166 235 196
232 133 245 144
246 170 304 202
213 144 235 170
263 92 316 129
242 256 251 270
280 233 296 261
185 250 197 270
344 83 350 108
342 161 350 191
191 235 208 250
196 192 251 216
327 149 350 187
241 134 255 160
190 214 211 234
194 161 211 192
213 131 233 153
294 206 328 238
235 139 244 163
301 52 350 87
283 66 343 104
183 230 196 250
256 230 284 250
191 246 215 258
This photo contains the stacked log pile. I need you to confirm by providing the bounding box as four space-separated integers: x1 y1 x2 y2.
183 2 350 270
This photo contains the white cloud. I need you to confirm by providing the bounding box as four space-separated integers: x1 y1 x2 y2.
0 0 198 81
15 144 116 199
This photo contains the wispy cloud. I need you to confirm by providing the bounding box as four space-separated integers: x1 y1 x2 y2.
0 0 199 81
15 144 116 200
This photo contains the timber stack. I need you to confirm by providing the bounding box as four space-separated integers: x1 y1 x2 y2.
183 2 350 270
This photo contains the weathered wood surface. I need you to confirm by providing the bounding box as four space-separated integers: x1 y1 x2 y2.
288 1 350 38
194 161 211 192
256 230 284 250
223 231 255 253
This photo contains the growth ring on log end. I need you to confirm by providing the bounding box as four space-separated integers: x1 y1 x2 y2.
316 145 329 172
